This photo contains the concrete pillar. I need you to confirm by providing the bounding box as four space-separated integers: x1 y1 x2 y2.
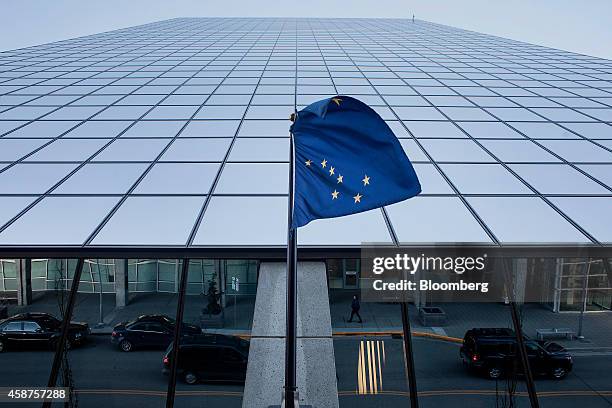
243 262 339 408
219 260 227 308
512 258 528 304
174 260 180 293
17 259 32 306
114 259 129 308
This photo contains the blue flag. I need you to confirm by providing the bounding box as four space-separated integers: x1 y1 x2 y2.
290 95 421 229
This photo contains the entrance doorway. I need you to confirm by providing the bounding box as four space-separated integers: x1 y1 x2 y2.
343 259 360 289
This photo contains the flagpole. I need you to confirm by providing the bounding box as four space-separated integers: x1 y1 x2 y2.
400 301 419 408
503 258 540 408
284 113 298 408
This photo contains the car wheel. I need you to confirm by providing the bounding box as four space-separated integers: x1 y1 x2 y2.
551 367 567 379
487 366 503 380
184 371 198 385
0 339 5 353
119 339 133 352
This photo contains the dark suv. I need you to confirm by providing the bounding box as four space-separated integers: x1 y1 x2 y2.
0 312 89 352
162 334 249 384
111 314 201 352
460 328 573 380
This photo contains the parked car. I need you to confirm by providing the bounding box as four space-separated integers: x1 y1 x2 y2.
460 328 573 380
0 312 89 352
162 334 249 384
111 314 201 352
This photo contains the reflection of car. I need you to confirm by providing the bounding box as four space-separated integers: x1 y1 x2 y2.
0 312 89 352
162 334 249 384
111 314 201 352
460 328 573 380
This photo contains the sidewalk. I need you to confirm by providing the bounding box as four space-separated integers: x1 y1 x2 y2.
329 290 612 350
6 291 255 334
5 290 611 350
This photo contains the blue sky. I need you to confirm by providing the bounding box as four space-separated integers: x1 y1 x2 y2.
1 0 611 60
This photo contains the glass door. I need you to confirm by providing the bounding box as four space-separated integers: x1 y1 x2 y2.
343 259 360 289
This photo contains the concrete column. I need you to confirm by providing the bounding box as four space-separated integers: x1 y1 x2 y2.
512 258 528 304
243 262 339 408
114 259 129 308
219 260 227 308
17 259 32 306
174 260 180 293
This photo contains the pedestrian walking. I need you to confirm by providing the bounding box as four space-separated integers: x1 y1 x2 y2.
348 295 363 323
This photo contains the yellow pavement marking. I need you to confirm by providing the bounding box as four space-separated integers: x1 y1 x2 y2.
75 389 243 397
333 330 463 344
339 389 612 398
72 389 612 399
214 331 463 343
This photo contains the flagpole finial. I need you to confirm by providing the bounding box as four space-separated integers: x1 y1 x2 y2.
290 113 296 122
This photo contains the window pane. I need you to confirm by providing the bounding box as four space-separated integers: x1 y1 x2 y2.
298 211 392 245
479 140 561 162
24 139 109 162
228 138 289 162
121 121 186 138
91 196 204 245
550 197 612 243
215 163 288 194
509 164 609 194
194 196 286 245
439 107 495 121
386 197 491 243
467 197 590 243
0 163 78 193
180 120 240 137
238 120 288 137
133 163 220 194
403 121 466 138
420 139 494 162
0 138 52 161
510 122 582 139
413 163 453 194
0 197 119 245
195 105 247 119
55 163 148 194
62 120 132 138
93 139 170 161
440 164 531 194
457 121 524 139
563 122 612 140
578 164 612 188
3 120 80 138
160 138 231 161
399 139 428 161
0 197 37 227
538 140 612 163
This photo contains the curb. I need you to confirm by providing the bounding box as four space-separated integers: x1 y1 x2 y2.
332 330 463 344
89 329 464 344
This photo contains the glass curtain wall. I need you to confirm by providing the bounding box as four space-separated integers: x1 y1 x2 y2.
0 258 255 407
0 259 17 294
557 258 612 312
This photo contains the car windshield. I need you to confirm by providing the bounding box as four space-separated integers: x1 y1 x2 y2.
544 342 565 352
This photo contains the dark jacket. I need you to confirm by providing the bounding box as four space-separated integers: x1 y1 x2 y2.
351 298 360 311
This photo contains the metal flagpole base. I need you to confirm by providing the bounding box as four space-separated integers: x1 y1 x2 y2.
281 390 299 408
267 390 313 408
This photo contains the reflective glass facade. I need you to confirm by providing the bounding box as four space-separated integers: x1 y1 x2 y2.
0 17 611 251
